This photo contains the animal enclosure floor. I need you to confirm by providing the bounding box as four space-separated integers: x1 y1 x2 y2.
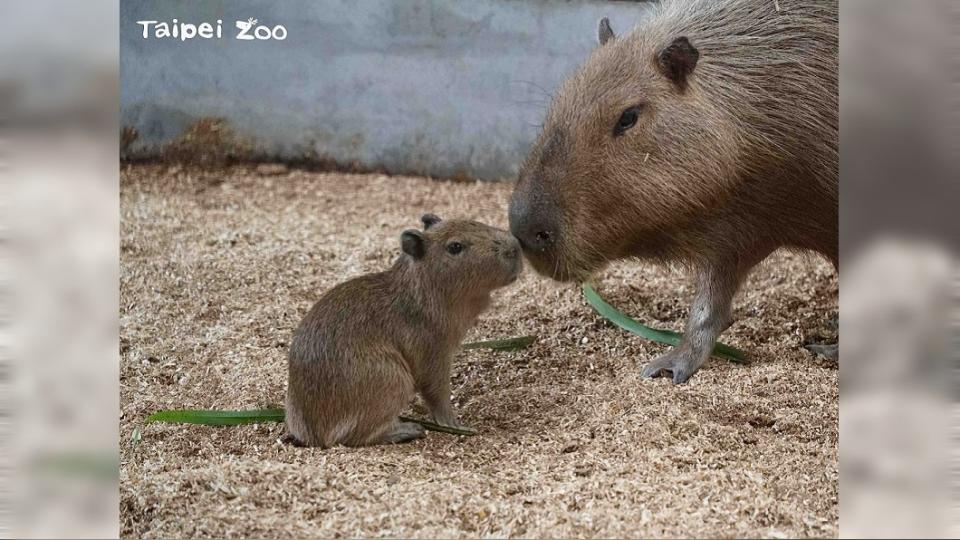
120 165 838 538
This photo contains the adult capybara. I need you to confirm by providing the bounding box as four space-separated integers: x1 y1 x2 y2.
509 0 838 383
286 215 522 447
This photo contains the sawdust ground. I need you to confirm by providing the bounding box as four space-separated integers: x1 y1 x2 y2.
119 165 838 538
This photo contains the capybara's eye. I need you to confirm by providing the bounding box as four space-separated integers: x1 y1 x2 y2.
614 106 643 136
446 242 464 255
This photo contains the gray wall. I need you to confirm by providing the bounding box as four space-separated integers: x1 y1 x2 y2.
121 0 653 179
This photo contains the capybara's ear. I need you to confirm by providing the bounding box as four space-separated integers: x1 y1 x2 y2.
597 17 615 46
657 36 699 90
421 213 442 230
401 229 426 259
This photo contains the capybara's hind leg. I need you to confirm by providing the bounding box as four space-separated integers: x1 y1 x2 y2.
369 420 426 445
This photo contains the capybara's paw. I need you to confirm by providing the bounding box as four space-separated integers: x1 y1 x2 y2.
443 421 473 433
378 421 427 445
804 342 838 361
640 351 698 384
433 414 469 431
280 433 306 447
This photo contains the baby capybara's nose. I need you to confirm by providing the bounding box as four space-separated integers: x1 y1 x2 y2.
508 197 556 252
502 241 520 260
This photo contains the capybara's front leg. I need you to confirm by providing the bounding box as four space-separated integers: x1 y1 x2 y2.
419 355 467 429
641 258 744 384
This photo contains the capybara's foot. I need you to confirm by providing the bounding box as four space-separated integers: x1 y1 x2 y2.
280 433 306 447
431 412 469 431
805 342 838 361
424 389 468 430
375 421 426 445
640 350 700 384
805 312 838 360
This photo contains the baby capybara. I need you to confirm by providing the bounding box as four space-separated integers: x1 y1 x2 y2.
286 215 522 447
509 0 838 383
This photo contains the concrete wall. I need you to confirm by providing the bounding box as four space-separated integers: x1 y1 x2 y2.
121 0 654 179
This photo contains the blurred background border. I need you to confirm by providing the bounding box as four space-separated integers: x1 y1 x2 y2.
2 0 959 537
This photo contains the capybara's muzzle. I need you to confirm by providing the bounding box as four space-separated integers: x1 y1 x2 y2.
508 193 558 254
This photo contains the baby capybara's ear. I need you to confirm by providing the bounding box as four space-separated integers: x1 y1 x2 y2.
597 17 615 46
401 229 426 260
421 213 442 230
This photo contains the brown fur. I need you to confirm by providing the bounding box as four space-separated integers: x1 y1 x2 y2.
509 0 838 382
285 216 521 447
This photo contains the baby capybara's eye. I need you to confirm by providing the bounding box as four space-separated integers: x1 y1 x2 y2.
614 106 643 136
446 242 464 255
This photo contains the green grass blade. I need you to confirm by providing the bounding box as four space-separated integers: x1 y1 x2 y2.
146 409 285 426
462 335 537 351
146 409 477 437
582 283 747 364
398 416 477 436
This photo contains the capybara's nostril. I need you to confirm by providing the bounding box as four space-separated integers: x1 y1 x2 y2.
509 193 557 251
535 230 553 246
513 226 555 252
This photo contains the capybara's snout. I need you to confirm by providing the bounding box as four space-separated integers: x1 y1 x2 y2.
494 231 523 282
508 188 559 254
498 235 520 261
